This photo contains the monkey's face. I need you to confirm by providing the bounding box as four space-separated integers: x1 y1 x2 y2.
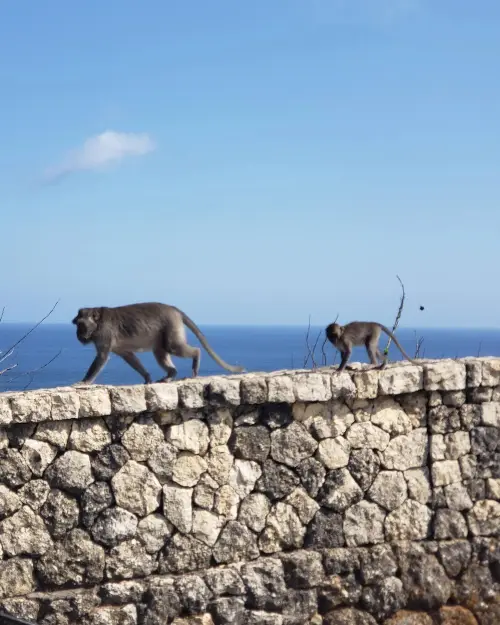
325 323 342 344
72 308 100 344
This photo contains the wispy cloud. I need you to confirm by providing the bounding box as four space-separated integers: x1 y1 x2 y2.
43 130 155 183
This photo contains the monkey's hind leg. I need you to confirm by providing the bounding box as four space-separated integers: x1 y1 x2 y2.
170 343 201 377
118 352 152 384
153 348 178 382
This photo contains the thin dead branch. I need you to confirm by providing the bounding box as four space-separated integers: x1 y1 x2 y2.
7 349 63 390
384 275 405 359
477 341 482 357
413 330 425 359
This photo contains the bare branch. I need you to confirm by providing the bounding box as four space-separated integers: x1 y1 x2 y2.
477 341 482 357
384 275 405 359
413 330 425 358
303 315 312 368
0 307 5 324
7 349 62 390
0 300 60 366
0 364 17 376
321 335 328 366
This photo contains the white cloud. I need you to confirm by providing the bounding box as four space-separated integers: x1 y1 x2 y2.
44 130 155 182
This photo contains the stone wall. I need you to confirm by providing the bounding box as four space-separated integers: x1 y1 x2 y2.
0 358 499 625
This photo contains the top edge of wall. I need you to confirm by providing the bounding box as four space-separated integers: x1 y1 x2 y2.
0 357 499 426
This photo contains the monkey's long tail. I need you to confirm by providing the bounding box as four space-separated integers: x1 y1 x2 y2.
179 311 245 373
379 324 419 365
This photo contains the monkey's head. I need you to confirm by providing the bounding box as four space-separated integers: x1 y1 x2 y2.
72 308 101 344
325 322 342 344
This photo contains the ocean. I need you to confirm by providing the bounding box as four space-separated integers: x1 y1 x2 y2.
1 324 500 392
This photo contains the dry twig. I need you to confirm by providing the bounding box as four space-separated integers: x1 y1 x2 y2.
384 275 405 360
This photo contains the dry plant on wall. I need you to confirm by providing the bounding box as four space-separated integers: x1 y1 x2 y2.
384 275 425 362
0 300 61 390
303 313 338 370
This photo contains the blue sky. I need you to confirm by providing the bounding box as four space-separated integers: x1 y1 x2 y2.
0 0 499 327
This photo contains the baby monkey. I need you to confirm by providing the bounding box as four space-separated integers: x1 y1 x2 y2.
325 321 418 373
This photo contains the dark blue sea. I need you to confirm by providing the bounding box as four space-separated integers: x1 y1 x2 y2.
1 324 500 392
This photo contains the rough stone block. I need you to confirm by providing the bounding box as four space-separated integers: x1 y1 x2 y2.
378 366 423 396
145 383 179 411
10 391 51 423
241 376 268 405
353 370 379 400
267 376 295 403
424 361 466 391
207 378 241 407
178 381 208 409
482 358 500 387
78 387 112 417
0 397 12 426
481 402 500 427
51 389 80 421
293 374 332 402
109 387 147 415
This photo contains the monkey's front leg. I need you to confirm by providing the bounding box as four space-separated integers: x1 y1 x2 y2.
336 349 351 374
79 350 110 385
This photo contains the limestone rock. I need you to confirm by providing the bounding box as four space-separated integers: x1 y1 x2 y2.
281 550 325 589
385 500 432 541
20 439 57 477
0 448 32 487
208 410 233 446
208 377 241 407
91 444 130 481
213 521 259 564
0 396 12 425
344 501 386 546
111 461 161 517
241 558 287 611
371 399 413 436
400 553 452 610
10 391 51 423
0 505 52 556
285 487 320 524
305 509 344 549
0 559 35 600
382 428 427 471
160 533 212 575
293 373 332 402
241 376 268 404
205 566 245 596
207 445 233 486
167 419 209 455
228 458 261 498
434 510 468 539
353 370 379 399
192 509 225 546
323 607 377 625
359 544 397 584
346 423 390 451
482 401 500 428
173 575 211 617
256 459 300 500
439 540 472 578
45 450 93 494
316 437 350 470
482 359 500 386
109 386 147 414
404 468 431 505
213 485 239 519
270 422 318 468
69 418 111 453
147 441 178 483
239 493 271 532
86 605 137 625
194 482 215 510
267 376 295 403
0 484 22 519
424 361 466 391
137 513 172 553
163 485 193 533
361 576 406 620
145 383 179 410
82 482 114 528
0 598 39 622
378 366 423 396
35 420 72 450
173 453 208 488
142 581 181 623
91 507 138 547
319 468 363 512
37 528 105 586
18 479 50 512
41 489 80 538
106 539 157 580
296 458 326 497
259 502 305 553
444 482 473 511
121 418 164 461
229 425 270 462
178 380 207 409
467 500 500 536
368 471 408 511
439 606 479 625
77 387 112 417
429 406 461 434
348 448 380 492
431 460 461 487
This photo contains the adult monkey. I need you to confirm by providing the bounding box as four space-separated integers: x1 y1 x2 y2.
72 302 245 385
325 320 419 374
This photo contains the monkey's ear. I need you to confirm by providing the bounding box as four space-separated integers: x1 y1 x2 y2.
91 308 102 322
